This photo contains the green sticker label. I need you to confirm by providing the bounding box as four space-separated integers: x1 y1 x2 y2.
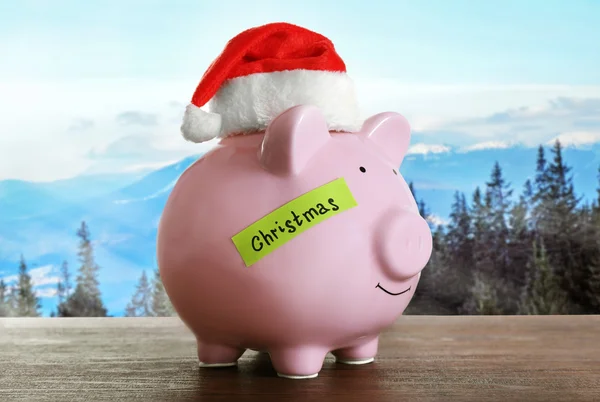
231 177 358 267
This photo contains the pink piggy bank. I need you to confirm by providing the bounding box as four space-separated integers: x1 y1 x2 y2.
157 105 433 379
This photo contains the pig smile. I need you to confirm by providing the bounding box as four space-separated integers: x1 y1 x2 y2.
375 283 411 296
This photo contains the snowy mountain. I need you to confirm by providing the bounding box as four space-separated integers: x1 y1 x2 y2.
1 144 599 317
403 143 600 220
0 157 199 316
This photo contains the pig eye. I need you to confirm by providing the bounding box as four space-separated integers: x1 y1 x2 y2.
359 166 366 173
393 169 397 175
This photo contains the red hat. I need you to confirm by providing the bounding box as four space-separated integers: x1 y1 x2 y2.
181 22 362 143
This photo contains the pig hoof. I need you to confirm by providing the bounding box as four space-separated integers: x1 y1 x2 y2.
268 346 327 380
197 342 245 367
335 357 375 365
332 336 379 365
199 361 237 368
277 372 319 380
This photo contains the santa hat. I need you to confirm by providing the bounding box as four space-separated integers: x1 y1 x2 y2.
181 22 362 143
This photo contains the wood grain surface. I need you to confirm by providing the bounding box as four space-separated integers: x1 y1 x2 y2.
1 316 599 401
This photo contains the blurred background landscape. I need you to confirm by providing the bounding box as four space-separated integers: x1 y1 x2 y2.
1 0 599 316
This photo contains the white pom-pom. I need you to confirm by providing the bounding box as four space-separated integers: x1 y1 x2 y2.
181 104 222 143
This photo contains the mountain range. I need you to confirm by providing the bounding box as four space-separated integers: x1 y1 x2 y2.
1 143 599 316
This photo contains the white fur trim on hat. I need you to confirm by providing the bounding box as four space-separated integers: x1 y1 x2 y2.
181 104 223 143
181 69 362 143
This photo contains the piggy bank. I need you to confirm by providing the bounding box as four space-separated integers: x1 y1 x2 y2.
157 105 432 379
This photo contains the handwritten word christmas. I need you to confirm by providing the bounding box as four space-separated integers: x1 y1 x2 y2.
231 178 358 266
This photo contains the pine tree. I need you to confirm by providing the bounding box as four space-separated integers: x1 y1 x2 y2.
151 269 176 317
542 141 587 312
446 191 473 268
523 179 534 203
56 281 64 306
532 145 551 237
484 162 518 312
485 162 512 270
533 141 579 236
405 224 464 314
6 285 19 316
509 187 528 240
125 271 153 317
406 143 600 315
546 141 579 232
522 179 535 229
403 193 462 314
589 168 600 311
577 200 600 313
435 192 472 313
59 222 107 317
61 260 72 298
16 255 41 317
408 181 429 221
0 279 10 317
458 186 494 314
469 272 503 315
56 260 72 312
471 186 492 270
520 240 567 315
507 181 534 292
596 166 600 211
587 261 600 312
534 145 548 192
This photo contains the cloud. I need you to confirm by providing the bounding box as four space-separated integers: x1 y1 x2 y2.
116 111 158 127
461 141 513 152
2 77 600 182
407 143 451 155
485 98 600 124
83 132 217 175
420 96 600 148
68 118 94 132
427 214 448 226
1 264 60 298
88 134 162 160
46 94 600 179
355 81 600 125
168 100 184 109
35 287 58 298
1 265 60 286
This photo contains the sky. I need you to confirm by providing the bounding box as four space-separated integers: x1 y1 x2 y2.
0 0 599 181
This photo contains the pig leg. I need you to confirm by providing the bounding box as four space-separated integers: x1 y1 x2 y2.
268 346 328 379
197 341 245 368
332 336 379 365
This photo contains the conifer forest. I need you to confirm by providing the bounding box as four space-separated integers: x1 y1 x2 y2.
1 141 599 317
0 221 175 318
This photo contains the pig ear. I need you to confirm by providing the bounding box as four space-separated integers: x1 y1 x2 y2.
259 105 331 176
361 112 411 165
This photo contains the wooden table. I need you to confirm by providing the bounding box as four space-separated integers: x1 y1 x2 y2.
1 316 599 401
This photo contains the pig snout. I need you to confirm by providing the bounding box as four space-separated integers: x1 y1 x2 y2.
374 209 433 281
